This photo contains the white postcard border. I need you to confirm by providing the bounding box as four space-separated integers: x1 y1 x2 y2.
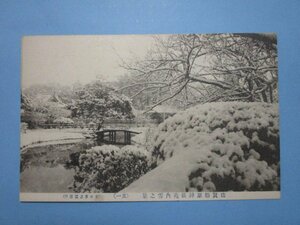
20 191 280 202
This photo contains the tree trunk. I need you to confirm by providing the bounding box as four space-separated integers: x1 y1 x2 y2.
269 85 274 103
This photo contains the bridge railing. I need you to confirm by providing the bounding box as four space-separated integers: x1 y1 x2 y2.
95 129 140 145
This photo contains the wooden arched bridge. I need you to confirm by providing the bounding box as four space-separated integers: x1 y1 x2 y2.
95 129 140 145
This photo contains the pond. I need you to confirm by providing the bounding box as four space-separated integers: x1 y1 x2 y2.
20 125 150 193
20 140 96 193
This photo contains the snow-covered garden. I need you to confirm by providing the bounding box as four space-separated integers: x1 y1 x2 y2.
21 33 279 195
123 102 279 192
21 128 85 150
63 102 279 193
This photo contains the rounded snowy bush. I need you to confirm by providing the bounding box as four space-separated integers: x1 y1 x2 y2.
150 102 279 191
72 145 149 193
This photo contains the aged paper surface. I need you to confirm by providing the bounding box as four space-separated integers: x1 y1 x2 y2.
20 34 279 202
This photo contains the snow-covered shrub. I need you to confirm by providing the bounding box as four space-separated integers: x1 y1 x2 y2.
150 102 279 191
72 145 150 193
53 117 74 124
73 81 135 121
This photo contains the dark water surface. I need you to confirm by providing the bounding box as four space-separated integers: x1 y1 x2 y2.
20 140 95 193
20 124 148 193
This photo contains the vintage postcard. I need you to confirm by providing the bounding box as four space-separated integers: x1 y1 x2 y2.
20 33 280 201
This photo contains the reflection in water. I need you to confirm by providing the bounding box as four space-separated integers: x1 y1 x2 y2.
20 164 75 193
20 125 148 193
20 140 96 193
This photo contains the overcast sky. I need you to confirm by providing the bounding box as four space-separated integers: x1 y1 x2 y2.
22 35 157 88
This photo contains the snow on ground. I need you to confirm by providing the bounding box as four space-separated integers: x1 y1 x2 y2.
121 149 199 192
21 128 85 149
122 145 278 192
122 102 280 192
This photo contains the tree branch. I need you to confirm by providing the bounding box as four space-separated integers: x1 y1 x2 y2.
143 79 190 113
189 76 232 89
117 82 168 92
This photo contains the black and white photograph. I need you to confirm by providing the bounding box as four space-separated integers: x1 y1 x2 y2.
20 33 279 201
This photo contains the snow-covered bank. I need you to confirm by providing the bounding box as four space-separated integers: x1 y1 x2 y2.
123 102 280 192
21 128 85 149
121 149 197 192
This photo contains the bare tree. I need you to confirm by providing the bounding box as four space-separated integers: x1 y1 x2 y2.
119 33 278 112
199 33 278 103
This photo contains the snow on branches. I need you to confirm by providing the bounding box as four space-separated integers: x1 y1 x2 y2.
119 34 278 112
